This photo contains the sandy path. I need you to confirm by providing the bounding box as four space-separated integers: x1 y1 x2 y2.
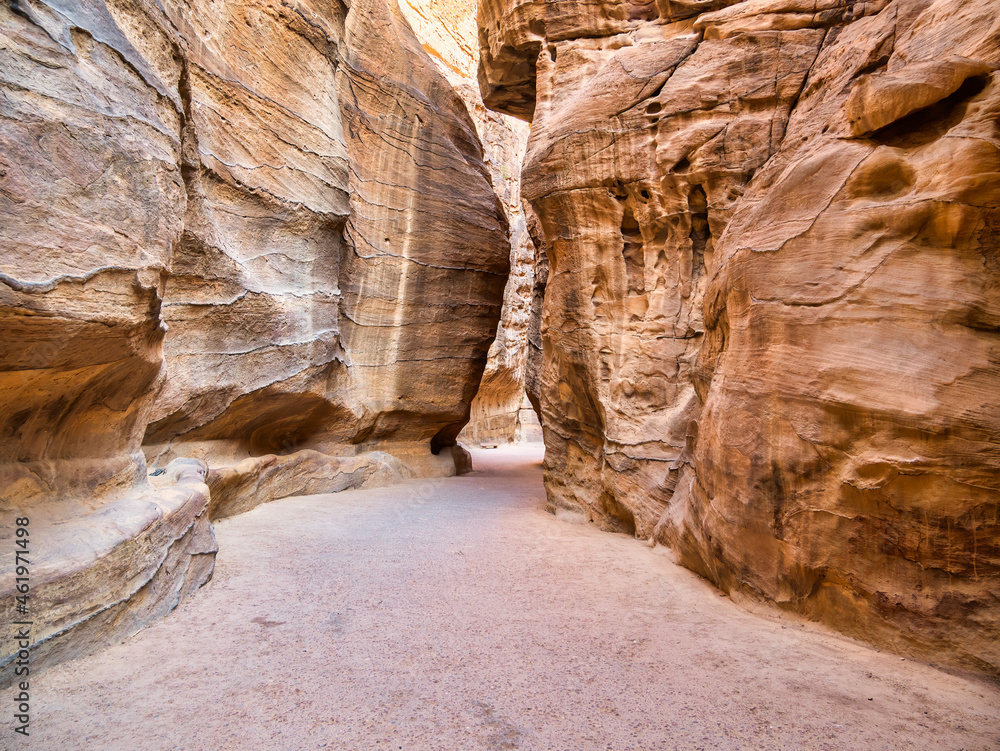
12 446 1000 750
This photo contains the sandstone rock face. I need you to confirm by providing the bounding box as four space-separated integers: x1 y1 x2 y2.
336 0 510 454
522 202 549 421
142 0 509 461
0 459 215 687
401 0 535 447
1 0 508 683
480 0 1000 674
0 0 214 683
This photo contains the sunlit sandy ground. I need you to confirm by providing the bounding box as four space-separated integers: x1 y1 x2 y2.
17 445 1000 750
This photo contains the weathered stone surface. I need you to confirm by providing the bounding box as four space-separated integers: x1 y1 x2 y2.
336 0 510 454
668 0 1000 676
206 451 410 520
522 201 548 420
0 0 181 511
0 0 509 683
142 0 510 460
480 0 1000 674
401 0 535 447
0 459 215 685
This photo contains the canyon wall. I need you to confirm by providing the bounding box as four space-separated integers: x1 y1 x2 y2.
0 0 509 683
480 0 1000 675
401 0 534 447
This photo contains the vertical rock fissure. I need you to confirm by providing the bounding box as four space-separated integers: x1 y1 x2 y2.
621 207 645 297
686 185 710 286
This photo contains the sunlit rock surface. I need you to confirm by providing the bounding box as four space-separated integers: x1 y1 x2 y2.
479 0 1000 674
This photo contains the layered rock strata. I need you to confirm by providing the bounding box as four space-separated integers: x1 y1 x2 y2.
401 0 534 446
480 0 1000 674
0 460 215 687
0 0 508 682
143 0 509 466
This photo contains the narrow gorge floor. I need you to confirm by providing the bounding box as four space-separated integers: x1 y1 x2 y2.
22 446 1000 750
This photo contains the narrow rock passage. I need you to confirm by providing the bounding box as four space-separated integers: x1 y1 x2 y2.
22 447 1000 750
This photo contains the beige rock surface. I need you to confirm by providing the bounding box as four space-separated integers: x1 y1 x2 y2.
0 0 509 683
401 0 535 447
336 0 510 454
143 0 511 460
479 0 1000 674
0 459 215 686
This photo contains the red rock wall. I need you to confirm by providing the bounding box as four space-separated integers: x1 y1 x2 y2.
479 0 1000 675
